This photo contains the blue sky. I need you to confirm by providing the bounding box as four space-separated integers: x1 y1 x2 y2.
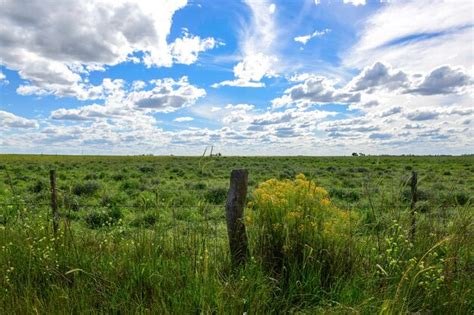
0 0 473 155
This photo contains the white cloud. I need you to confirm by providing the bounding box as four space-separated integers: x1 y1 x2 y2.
174 116 194 122
51 104 130 121
294 29 330 45
409 65 472 95
345 0 474 72
343 0 366 5
241 0 277 57
168 32 221 65
405 110 442 121
132 80 147 91
0 71 8 85
272 75 360 108
212 0 279 88
348 62 409 92
347 62 473 101
269 3 276 14
212 54 277 88
51 76 206 121
211 79 265 88
380 106 402 118
134 77 206 111
0 0 219 99
0 111 38 129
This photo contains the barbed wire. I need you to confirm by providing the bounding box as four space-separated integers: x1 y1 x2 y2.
0 202 226 209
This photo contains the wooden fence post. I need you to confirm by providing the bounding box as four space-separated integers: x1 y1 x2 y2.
50 170 59 235
409 171 417 242
225 169 249 268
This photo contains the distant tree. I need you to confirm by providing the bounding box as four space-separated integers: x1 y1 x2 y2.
352 152 358 157
359 153 365 156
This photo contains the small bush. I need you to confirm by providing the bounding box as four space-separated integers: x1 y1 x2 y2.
84 173 99 180
112 173 125 181
120 179 140 191
193 182 207 190
278 168 296 180
72 181 101 196
30 179 48 193
84 207 123 229
204 187 227 204
171 168 185 177
356 167 368 173
329 188 360 202
100 193 126 207
453 191 470 206
139 166 155 173
130 213 157 228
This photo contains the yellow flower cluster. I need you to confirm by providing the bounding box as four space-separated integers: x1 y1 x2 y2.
246 174 356 265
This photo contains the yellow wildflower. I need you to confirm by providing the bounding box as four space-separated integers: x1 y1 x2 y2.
320 198 330 207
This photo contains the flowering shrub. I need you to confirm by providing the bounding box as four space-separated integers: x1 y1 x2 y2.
246 174 356 277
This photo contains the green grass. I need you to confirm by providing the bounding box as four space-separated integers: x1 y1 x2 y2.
0 155 473 313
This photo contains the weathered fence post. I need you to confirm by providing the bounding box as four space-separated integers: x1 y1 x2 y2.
409 171 417 242
225 169 249 268
50 170 59 235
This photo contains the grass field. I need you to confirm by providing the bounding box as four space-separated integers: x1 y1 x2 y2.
1 155 473 314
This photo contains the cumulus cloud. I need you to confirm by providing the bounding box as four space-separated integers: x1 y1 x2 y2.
349 62 409 92
212 54 277 88
405 110 440 121
169 31 222 65
134 77 206 111
0 110 38 128
409 65 472 95
51 77 206 121
294 29 330 45
0 0 218 99
272 75 360 108
250 111 294 126
51 104 129 121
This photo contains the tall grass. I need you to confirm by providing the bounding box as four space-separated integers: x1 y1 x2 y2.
1 161 473 313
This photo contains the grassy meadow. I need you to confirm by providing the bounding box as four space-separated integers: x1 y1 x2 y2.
0 154 473 314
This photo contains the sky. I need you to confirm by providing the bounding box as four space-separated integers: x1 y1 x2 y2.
0 0 473 156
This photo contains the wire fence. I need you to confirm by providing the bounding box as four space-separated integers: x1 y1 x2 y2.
0 163 422 216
